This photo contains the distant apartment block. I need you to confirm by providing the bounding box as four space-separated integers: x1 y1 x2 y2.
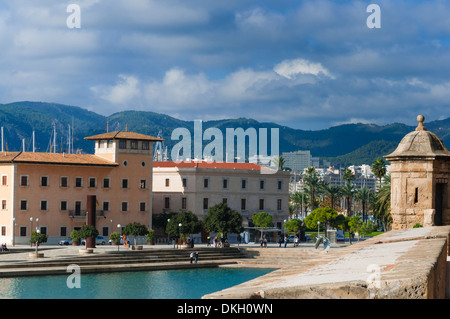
282 150 311 172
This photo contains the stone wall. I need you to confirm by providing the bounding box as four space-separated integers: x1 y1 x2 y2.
203 226 450 299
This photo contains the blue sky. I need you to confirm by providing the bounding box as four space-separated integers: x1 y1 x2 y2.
0 0 449 130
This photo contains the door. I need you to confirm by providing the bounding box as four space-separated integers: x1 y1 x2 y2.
435 183 445 226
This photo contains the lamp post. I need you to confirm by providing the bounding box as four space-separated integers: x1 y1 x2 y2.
178 223 182 248
29 217 33 247
12 217 15 247
167 219 170 245
317 221 321 238
35 227 40 255
117 224 121 252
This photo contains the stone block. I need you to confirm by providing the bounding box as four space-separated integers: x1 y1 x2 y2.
423 209 435 227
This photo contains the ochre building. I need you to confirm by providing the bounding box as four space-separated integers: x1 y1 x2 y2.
0 131 162 245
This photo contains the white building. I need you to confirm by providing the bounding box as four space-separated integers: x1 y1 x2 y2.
152 161 291 242
282 150 311 172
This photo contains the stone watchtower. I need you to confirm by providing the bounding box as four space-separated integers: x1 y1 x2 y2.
385 115 450 229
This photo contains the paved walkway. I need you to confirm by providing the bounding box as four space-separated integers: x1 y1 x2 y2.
0 240 351 264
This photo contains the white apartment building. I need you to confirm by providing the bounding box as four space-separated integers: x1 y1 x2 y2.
282 150 311 172
152 161 290 242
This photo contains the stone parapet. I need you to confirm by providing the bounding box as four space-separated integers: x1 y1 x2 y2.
203 226 450 299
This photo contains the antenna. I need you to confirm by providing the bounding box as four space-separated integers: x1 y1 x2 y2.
53 122 57 153
32 130 35 153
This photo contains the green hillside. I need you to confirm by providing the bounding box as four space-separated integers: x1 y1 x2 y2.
0 101 444 166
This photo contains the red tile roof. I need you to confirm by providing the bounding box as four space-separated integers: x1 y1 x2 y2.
84 131 163 141
153 161 274 171
0 152 118 167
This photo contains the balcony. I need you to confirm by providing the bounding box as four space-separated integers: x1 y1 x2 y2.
68 210 105 218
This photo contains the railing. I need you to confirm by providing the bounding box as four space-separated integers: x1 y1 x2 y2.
68 210 105 218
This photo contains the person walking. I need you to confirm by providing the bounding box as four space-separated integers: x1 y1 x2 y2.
189 252 194 264
194 252 199 263
284 236 288 248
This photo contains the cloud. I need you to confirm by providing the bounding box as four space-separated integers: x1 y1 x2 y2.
1 0 450 130
274 58 334 80
92 75 140 105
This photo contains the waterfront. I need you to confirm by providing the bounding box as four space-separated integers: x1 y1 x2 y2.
0 267 274 299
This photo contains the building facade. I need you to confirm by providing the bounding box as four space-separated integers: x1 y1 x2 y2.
152 161 291 242
0 131 162 245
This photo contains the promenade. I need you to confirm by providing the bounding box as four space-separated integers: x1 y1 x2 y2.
204 226 450 299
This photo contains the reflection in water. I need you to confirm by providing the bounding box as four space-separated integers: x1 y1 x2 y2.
0 268 274 299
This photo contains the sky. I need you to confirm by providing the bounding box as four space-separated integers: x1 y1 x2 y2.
0 0 450 130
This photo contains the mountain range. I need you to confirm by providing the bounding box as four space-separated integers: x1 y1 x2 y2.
0 101 449 167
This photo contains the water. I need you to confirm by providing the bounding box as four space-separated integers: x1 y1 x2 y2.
0 267 274 299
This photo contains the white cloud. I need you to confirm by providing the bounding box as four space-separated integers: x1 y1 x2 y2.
92 75 140 105
274 58 334 79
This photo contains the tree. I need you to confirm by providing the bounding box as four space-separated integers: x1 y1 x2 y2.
342 168 355 184
70 229 81 244
374 174 392 231
323 183 341 211
304 206 339 237
153 211 177 230
302 167 322 211
30 230 48 245
372 158 387 188
79 225 99 246
284 219 304 234
122 222 149 246
348 216 364 241
273 156 287 171
252 212 274 242
203 203 243 239
166 211 203 241
341 182 356 217
355 187 374 222
290 190 310 218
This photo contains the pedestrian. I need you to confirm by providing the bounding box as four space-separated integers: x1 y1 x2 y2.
237 234 241 247
278 235 283 248
207 236 211 247
263 236 267 248
194 251 199 263
294 236 298 247
189 252 194 264
284 236 288 248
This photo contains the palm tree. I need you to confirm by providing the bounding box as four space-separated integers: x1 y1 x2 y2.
341 182 355 217
323 183 341 211
342 168 355 184
302 167 321 212
372 158 387 188
273 156 286 171
374 174 392 231
355 187 374 222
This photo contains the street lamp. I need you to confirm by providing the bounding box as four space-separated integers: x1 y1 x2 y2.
317 221 321 238
117 224 121 252
167 219 170 245
29 217 33 247
12 217 15 247
178 223 182 248
35 227 40 255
